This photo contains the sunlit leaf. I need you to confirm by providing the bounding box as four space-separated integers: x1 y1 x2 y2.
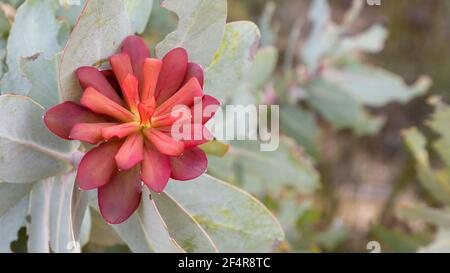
0 95 74 183
165 174 285 252
59 0 132 101
204 21 260 102
155 0 227 68
1 0 61 95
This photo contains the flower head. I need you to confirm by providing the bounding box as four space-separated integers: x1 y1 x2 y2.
45 36 220 224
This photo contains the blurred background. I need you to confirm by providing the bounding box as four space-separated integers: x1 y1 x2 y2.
220 0 450 252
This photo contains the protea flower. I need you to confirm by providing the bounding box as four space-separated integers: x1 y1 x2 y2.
44 35 220 224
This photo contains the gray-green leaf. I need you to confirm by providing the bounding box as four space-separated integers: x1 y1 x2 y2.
155 0 227 68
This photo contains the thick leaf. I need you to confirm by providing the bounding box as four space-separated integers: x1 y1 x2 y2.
322 65 431 107
155 0 227 68
245 46 278 90
1 0 61 95
200 140 229 157
204 21 261 102
306 78 385 135
165 174 285 252
153 192 218 253
280 105 319 158
56 0 88 27
301 0 333 71
28 172 88 253
125 0 153 34
20 53 60 109
0 195 29 253
419 228 450 253
59 0 132 101
110 188 184 253
402 128 450 204
427 99 450 168
208 137 320 196
333 25 388 57
0 95 74 183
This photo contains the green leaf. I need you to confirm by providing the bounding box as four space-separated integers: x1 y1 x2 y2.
245 46 278 90
125 0 153 34
153 192 218 253
20 53 60 109
280 105 319 158
0 195 29 253
208 137 320 196
301 0 333 71
0 95 74 183
204 21 261 102
398 205 450 228
165 174 285 252
199 140 229 157
306 78 385 135
402 128 450 204
110 188 184 253
155 0 227 68
1 0 61 95
333 25 388 57
27 172 88 253
419 228 450 253
427 99 450 168
322 65 431 107
58 0 132 101
0 182 33 218
56 0 88 28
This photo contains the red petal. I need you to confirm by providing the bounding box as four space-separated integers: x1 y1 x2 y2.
170 147 208 181
44 102 109 139
76 141 122 190
155 48 188 105
76 66 124 105
191 95 221 124
110 53 133 87
151 109 191 128
80 87 136 122
183 63 204 87
115 133 144 171
121 35 151 86
154 78 203 117
69 122 117 144
101 69 122 94
141 58 162 101
98 165 142 224
182 125 213 148
143 128 184 156
121 74 140 112
102 122 139 140
141 142 171 193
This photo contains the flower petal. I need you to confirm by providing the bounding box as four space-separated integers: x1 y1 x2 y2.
121 35 151 85
80 87 136 122
69 122 117 144
141 142 171 193
170 147 207 181
143 128 184 156
121 74 140 112
44 102 109 139
102 69 122 94
191 95 221 124
76 141 122 190
141 58 162 101
98 165 142 224
181 125 213 148
183 63 204 87
151 109 191 128
155 48 188 105
102 122 139 140
76 66 124 105
115 133 144 171
110 53 133 87
154 78 203 117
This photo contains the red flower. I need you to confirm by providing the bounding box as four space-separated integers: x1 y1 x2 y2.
44 36 220 224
